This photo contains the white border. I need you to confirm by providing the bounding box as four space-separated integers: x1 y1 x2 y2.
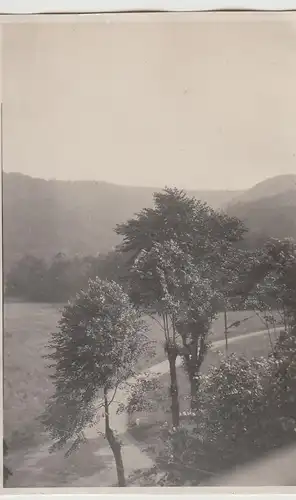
2 490 296 496
1 0 296 14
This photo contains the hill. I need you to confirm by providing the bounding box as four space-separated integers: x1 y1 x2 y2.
4 172 296 272
227 187 296 247
227 174 296 207
2 172 240 272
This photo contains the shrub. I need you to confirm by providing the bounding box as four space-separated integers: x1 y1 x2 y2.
155 338 296 486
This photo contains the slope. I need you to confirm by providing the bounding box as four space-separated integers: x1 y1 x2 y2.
2 172 240 271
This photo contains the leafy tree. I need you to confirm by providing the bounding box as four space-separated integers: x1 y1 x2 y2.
115 187 246 262
5 255 48 302
129 240 188 427
215 246 256 353
235 238 296 342
117 374 168 427
175 245 253 400
129 238 228 417
45 252 97 302
116 188 246 414
174 256 223 406
40 278 150 487
5 251 130 303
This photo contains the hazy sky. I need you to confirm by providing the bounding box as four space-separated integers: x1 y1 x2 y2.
2 13 296 190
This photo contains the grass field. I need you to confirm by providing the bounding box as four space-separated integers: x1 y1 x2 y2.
4 303 280 451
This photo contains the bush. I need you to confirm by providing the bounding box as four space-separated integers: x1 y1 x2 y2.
155 335 296 486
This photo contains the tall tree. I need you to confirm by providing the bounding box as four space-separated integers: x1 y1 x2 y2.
175 261 222 406
116 188 246 413
40 278 150 487
236 238 296 336
115 187 246 262
129 240 187 427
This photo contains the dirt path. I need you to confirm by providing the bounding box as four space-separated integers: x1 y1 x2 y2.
85 326 282 439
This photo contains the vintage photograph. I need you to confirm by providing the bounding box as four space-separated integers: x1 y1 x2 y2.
2 12 296 488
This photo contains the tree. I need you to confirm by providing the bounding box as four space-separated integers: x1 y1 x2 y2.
216 246 256 354
88 251 130 289
45 253 74 302
116 188 246 413
40 278 150 487
115 187 246 263
129 237 229 418
174 256 223 406
117 374 167 428
4 251 130 303
5 255 48 302
129 240 187 427
235 238 296 343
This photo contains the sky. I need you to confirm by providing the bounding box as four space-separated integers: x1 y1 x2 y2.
2 13 296 191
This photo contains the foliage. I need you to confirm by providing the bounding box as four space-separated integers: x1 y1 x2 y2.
116 189 247 337
116 187 246 262
116 188 248 422
237 238 296 330
40 278 149 454
128 237 224 424
154 339 296 486
5 251 129 303
271 326 296 430
5 255 49 302
117 375 166 417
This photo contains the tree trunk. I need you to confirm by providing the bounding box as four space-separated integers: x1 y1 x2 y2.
167 349 180 428
180 333 207 411
104 386 126 487
182 351 200 411
189 370 200 409
224 310 229 355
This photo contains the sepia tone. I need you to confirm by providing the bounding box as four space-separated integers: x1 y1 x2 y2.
2 13 296 488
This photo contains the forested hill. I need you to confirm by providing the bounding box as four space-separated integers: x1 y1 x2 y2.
227 174 296 206
227 188 296 247
2 172 240 272
4 172 296 273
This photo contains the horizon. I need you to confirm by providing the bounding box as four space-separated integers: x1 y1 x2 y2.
2 15 296 190
5 169 296 193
